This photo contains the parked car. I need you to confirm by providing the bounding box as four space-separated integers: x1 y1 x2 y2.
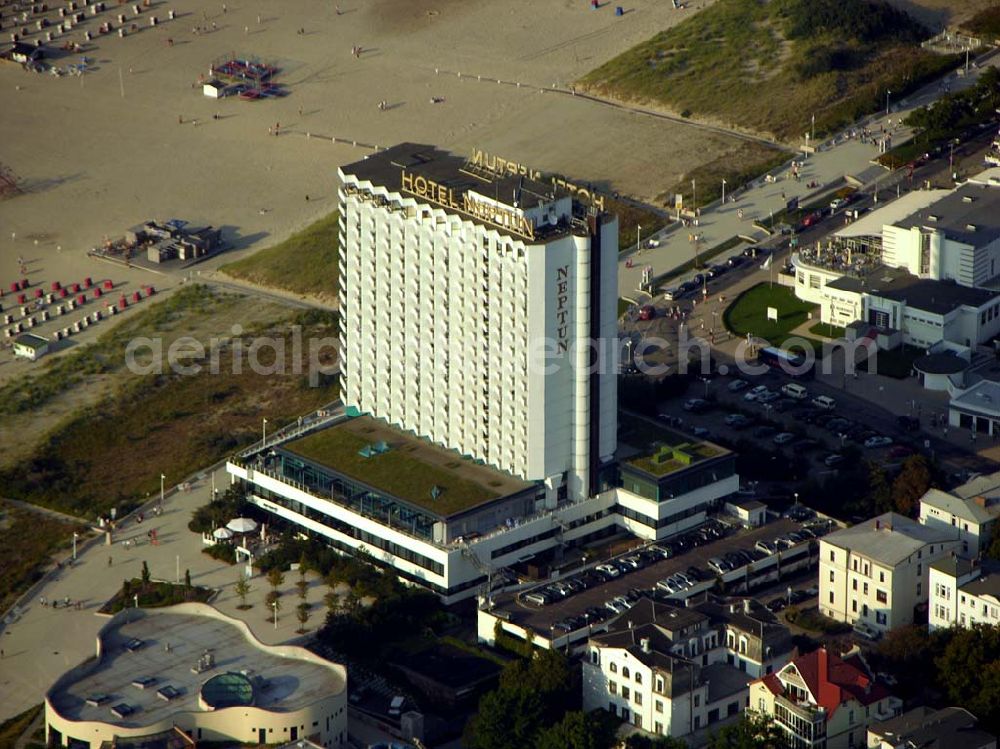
853 621 881 641
829 197 848 212
663 287 683 301
725 413 752 428
745 385 770 401
864 436 893 449
728 379 749 393
781 382 809 400
524 592 549 606
824 453 846 467
684 398 709 412
773 432 795 445
812 395 837 410
766 598 786 613
889 444 915 459
692 426 711 438
755 540 777 555
757 390 781 403
595 563 620 579
727 254 746 268
707 557 731 575
708 264 728 278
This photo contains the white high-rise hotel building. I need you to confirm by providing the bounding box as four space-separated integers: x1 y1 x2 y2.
338 143 618 501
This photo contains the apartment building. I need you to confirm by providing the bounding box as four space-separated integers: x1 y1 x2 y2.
928 555 1000 632
819 513 960 633
751 648 901 749
582 598 793 740
919 474 1000 554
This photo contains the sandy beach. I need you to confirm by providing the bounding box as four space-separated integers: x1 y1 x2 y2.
0 0 730 293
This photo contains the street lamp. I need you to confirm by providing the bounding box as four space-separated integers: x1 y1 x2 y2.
692 178 697 209
811 113 815 142
637 224 641 254
159 473 165 511
721 179 727 206
72 532 78 561
272 601 278 630
262 417 268 448
885 90 891 117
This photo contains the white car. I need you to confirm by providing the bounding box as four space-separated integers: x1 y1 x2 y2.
864 435 893 449
595 563 620 578
745 385 770 401
773 432 795 445
830 197 848 211
728 379 749 393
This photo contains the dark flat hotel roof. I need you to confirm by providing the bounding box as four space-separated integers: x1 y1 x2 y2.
826 266 999 314
342 142 562 210
897 183 1000 245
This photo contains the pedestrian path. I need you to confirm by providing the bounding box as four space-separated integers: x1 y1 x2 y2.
0 465 329 723
618 52 999 298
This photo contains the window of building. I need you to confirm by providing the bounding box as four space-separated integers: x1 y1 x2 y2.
877 589 888 603
623 667 630 679
852 579 858 591
830 550 835 561
655 677 664 693
852 599 858 612
829 591 835 604
635 673 642 685
880 571 885 583
610 682 617 695
610 663 617 673
863 582 869 595
656 700 663 714
622 687 630 700
876 611 887 625
635 693 643 706
655 722 664 735
830 570 835 582
694 694 701 707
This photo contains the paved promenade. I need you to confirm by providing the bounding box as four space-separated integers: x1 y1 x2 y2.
0 466 328 723
619 52 999 298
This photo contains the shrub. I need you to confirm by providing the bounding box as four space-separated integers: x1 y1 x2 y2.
202 543 237 565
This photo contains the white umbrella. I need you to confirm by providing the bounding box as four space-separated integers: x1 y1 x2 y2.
212 527 234 540
226 517 259 534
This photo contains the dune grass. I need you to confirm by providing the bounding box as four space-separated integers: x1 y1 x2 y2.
221 211 340 300
580 0 959 141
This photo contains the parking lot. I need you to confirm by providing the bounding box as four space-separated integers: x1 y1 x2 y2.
491 514 831 637
660 369 925 479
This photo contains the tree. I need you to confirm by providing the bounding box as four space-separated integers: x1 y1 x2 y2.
296 577 309 600
296 602 311 632
141 560 151 586
866 461 892 515
184 569 192 590
891 455 931 516
706 713 786 749
234 573 252 609
935 625 1000 735
323 589 339 613
464 686 544 749
535 710 618 749
266 566 285 595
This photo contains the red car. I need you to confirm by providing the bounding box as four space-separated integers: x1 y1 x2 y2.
889 444 915 459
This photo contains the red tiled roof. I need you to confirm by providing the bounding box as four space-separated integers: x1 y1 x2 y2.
774 648 891 719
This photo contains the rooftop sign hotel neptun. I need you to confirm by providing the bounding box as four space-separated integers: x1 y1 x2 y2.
400 168 536 240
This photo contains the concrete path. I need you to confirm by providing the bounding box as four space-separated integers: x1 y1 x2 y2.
0 465 331 723
618 52 1000 298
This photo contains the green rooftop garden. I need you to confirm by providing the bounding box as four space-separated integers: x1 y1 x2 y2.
619 412 724 478
285 422 511 516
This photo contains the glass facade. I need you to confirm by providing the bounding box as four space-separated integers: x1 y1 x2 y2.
620 455 736 501
269 451 440 541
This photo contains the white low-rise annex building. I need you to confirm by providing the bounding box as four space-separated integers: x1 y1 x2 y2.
44 604 347 749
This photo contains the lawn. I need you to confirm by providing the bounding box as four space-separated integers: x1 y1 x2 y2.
0 704 43 749
618 411 723 477
0 501 87 613
580 0 959 141
607 195 670 252
285 422 506 515
0 304 340 518
723 283 819 346
221 211 340 301
809 322 846 339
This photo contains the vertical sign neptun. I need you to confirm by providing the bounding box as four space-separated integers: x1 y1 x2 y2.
555 265 570 354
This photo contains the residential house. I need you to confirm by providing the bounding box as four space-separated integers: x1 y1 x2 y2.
750 647 901 749
920 476 1000 554
819 513 960 634
928 555 1000 631
582 597 793 740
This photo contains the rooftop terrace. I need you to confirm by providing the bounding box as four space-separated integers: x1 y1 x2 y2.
48 610 344 728
618 412 726 478
282 415 533 517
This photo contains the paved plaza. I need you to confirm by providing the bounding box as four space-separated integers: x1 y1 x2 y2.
0 466 329 722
